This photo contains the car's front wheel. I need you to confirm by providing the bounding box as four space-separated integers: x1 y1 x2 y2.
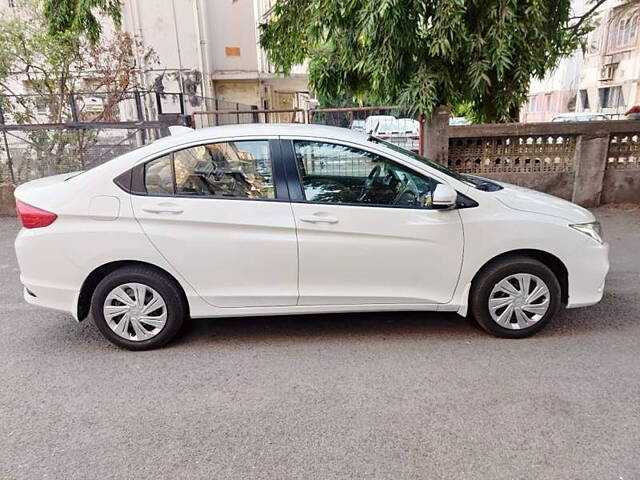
470 256 561 338
91 266 187 350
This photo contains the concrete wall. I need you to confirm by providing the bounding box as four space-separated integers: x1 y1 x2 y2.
208 0 260 75
213 80 262 106
448 120 640 207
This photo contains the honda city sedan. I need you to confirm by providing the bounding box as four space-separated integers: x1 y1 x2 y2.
14 124 609 350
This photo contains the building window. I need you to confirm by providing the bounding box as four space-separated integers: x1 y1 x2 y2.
527 96 539 113
579 90 590 110
587 28 601 53
599 86 624 109
611 15 638 48
546 94 553 112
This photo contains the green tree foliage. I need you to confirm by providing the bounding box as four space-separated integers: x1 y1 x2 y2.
260 0 602 122
43 0 121 44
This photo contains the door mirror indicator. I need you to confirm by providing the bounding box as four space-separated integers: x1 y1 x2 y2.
432 184 457 209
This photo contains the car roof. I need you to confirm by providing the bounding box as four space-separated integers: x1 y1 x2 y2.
88 124 370 177
169 123 368 143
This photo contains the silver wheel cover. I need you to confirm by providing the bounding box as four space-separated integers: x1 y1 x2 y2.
103 283 168 341
488 274 551 330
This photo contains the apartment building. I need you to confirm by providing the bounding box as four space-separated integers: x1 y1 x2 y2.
577 1 640 116
520 51 583 123
121 0 311 109
0 0 311 110
522 0 640 122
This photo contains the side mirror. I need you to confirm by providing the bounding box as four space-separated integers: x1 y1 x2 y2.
432 184 457 209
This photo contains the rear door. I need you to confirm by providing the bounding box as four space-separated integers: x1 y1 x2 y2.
130 137 299 308
281 138 464 306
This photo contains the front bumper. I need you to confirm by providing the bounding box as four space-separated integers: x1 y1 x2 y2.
566 242 610 308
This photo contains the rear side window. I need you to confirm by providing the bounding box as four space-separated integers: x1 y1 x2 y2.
144 140 275 199
145 155 174 194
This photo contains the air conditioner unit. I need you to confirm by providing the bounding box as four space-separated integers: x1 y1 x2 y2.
600 63 617 81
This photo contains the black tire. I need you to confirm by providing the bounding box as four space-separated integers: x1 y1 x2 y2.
469 256 561 338
91 265 187 350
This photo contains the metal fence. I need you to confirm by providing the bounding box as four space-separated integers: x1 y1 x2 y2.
0 90 252 126
191 108 306 128
0 94 421 184
191 106 422 153
0 124 167 184
191 105 411 128
0 91 253 184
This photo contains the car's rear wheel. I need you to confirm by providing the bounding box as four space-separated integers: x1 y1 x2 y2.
470 256 561 338
91 266 187 350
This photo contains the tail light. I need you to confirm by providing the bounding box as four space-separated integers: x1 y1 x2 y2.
16 201 57 229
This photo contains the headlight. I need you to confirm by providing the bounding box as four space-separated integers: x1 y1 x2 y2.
569 221 604 244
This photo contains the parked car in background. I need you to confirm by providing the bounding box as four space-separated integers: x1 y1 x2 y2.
449 116 472 126
625 106 640 120
364 115 396 134
373 118 420 152
14 124 609 350
350 119 366 132
552 112 608 122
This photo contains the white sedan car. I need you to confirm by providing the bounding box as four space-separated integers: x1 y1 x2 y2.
14 124 609 350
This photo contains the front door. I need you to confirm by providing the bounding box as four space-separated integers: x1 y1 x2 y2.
284 139 464 306
131 138 298 308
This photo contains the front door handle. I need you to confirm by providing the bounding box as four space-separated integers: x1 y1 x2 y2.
142 203 184 215
299 215 339 224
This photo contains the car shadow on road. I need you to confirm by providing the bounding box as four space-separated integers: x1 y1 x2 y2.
170 288 634 348
173 310 484 348
32 288 630 352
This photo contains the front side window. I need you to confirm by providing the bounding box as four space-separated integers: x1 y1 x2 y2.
294 141 438 208
144 140 275 199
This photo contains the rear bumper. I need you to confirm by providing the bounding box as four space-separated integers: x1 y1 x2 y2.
16 227 83 321
566 242 609 308
22 280 79 320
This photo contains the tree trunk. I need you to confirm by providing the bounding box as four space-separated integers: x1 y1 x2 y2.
508 104 521 122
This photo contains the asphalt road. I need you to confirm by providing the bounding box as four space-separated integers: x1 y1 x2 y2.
1 206 639 480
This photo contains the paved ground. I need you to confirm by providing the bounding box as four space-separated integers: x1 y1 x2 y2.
0 206 639 480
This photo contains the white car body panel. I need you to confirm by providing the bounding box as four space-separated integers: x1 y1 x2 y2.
13 124 609 324
131 195 299 307
291 202 463 305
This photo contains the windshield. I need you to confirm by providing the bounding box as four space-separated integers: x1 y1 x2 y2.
369 136 469 181
368 136 502 191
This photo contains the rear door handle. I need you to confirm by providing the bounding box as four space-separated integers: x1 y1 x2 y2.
299 215 339 224
142 203 184 215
